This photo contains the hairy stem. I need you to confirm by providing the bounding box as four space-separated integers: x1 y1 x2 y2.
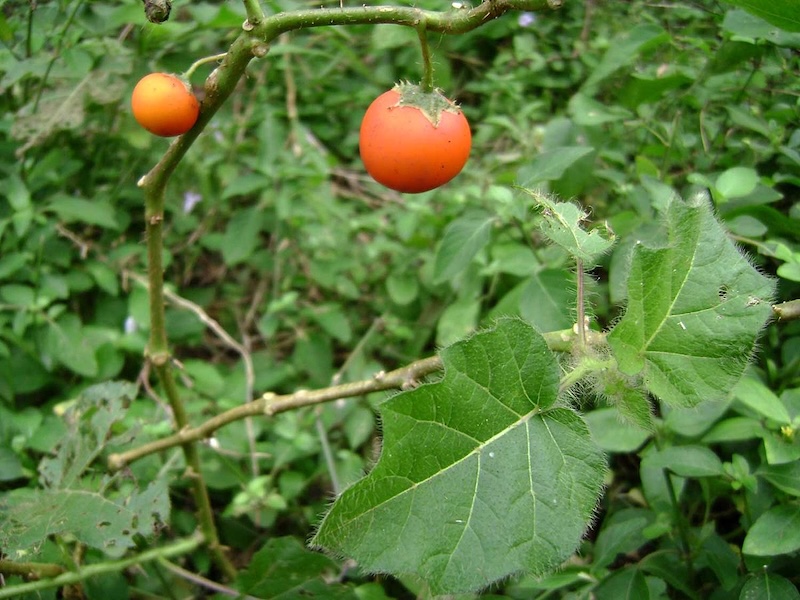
559 355 614 394
575 257 587 349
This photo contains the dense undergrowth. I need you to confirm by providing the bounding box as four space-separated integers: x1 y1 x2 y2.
0 0 799 598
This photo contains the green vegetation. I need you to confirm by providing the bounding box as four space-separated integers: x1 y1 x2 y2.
0 0 798 598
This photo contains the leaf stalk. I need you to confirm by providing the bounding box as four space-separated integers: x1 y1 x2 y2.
416 25 435 92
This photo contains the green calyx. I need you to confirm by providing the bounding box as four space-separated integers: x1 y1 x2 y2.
392 82 463 127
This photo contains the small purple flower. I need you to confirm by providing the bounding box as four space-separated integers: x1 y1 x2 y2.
183 191 202 214
518 12 536 27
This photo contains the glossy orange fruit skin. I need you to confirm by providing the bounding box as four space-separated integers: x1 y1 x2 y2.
359 90 471 194
131 73 200 137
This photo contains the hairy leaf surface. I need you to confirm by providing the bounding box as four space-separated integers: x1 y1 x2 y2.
313 319 606 595
531 192 614 265
608 194 775 407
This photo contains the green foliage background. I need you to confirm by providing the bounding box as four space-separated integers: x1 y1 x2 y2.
0 0 799 597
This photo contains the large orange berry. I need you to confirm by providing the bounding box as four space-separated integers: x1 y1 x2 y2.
359 83 471 193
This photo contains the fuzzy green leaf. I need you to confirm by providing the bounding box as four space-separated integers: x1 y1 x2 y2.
312 319 606 595
530 192 614 265
608 193 775 407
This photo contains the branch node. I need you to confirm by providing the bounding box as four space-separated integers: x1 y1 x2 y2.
178 425 194 440
108 453 124 471
148 349 171 366
262 392 277 415
252 42 270 58
242 19 255 31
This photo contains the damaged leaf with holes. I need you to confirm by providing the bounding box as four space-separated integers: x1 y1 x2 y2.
0 482 170 559
0 382 170 559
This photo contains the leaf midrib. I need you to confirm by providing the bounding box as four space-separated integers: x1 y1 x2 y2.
324 407 549 536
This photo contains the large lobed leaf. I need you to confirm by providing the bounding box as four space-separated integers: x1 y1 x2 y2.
312 319 606 595
608 193 775 407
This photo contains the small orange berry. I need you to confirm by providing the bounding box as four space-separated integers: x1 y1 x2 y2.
131 72 200 137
